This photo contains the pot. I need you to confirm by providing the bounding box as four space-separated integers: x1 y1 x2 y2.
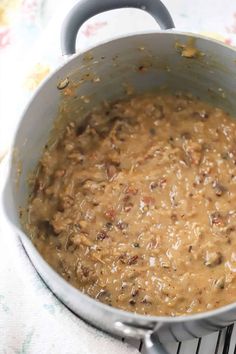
3 1 236 353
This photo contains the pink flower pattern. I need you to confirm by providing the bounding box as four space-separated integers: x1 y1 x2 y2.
82 21 107 37
0 28 11 49
226 12 236 33
21 0 39 24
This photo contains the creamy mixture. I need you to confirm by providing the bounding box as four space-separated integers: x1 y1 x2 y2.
26 93 236 316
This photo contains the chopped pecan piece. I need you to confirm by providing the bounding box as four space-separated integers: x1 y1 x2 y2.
76 264 93 283
212 181 227 197
125 185 138 195
213 276 225 289
96 231 108 240
127 255 139 265
141 295 152 304
142 196 155 205
210 212 226 227
106 164 117 180
150 178 167 190
192 110 209 120
129 299 136 305
131 289 139 297
116 221 128 230
104 208 116 221
204 251 223 267
185 140 202 165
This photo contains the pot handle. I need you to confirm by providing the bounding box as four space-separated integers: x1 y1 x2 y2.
61 0 175 56
143 334 169 354
114 321 169 354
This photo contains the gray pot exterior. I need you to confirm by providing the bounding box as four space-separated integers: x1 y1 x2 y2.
3 32 236 343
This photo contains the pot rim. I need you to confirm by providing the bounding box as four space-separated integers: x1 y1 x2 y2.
6 29 236 325
61 28 236 60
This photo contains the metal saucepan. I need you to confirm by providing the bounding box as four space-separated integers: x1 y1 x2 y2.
3 1 236 353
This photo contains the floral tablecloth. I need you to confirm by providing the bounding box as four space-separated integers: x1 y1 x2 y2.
1 1 236 353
